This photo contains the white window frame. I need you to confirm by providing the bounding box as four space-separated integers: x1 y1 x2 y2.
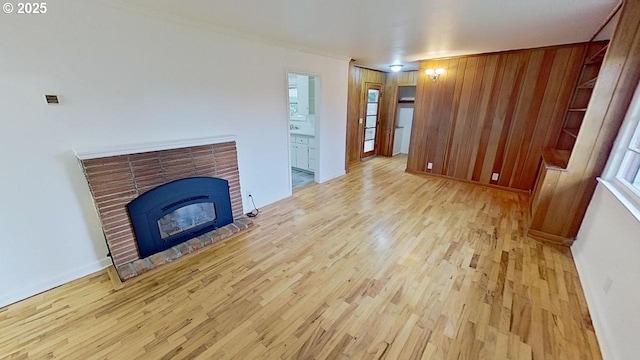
602 81 640 219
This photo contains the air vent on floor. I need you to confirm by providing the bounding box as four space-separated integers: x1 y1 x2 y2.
44 95 59 104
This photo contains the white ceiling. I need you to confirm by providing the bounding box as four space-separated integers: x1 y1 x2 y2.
113 0 620 71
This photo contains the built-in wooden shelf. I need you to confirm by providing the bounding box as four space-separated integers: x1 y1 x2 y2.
555 41 608 153
578 77 598 89
585 44 608 65
542 148 571 171
562 128 579 138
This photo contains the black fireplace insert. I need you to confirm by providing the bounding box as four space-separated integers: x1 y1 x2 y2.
127 177 233 258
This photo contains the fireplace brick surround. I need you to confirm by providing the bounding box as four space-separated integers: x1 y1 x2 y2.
78 139 251 280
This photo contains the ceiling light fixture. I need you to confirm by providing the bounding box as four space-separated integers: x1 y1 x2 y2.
425 68 445 82
389 64 404 72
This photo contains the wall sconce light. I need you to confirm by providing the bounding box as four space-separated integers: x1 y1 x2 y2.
425 68 445 82
389 64 404 72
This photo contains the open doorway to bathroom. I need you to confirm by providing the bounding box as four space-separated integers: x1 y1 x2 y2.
288 73 319 190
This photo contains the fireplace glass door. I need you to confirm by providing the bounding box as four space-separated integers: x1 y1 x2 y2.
157 202 217 240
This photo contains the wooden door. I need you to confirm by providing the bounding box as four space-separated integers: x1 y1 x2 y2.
362 84 382 159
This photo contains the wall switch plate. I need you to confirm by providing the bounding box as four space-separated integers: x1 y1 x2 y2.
491 173 499 181
427 162 433 170
359 118 363 124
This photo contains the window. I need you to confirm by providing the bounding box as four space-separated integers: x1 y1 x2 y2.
289 87 298 116
603 82 640 213
617 126 640 191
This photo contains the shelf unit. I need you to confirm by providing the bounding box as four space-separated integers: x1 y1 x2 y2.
529 40 610 245
556 41 609 151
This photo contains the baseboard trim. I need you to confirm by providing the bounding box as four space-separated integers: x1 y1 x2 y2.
572 247 616 360
405 169 531 195
319 170 346 183
0 257 112 308
527 229 574 246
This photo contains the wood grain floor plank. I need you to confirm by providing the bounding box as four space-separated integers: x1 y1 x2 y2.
0 155 601 360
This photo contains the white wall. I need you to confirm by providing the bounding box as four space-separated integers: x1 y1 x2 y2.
0 0 348 307
396 104 414 154
573 182 640 360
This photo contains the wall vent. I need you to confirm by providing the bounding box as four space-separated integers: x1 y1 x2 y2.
44 95 59 104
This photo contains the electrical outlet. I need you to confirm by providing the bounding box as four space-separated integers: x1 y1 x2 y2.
491 173 499 181
427 162 433 170
359 118 363 124
603 276 613 294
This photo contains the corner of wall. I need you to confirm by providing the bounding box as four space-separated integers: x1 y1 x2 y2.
0 257 112 309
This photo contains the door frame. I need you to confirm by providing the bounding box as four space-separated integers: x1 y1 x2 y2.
361 82 383 159
388 84 417 157
285 69 322 194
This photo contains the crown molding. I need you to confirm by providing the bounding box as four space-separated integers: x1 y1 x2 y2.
104 0 351 62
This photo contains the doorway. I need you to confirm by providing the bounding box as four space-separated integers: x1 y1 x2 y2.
362 84 382 159
288 72 319 190
392 86 416 156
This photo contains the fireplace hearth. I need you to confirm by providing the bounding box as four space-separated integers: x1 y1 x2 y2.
76 137 251 281
127 177 233 258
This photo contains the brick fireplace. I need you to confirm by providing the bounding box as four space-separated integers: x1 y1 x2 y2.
76 137 253 280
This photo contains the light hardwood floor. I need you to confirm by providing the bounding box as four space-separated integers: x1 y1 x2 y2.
0 155 601 359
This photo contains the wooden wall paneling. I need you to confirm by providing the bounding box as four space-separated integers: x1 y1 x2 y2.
432 59 455 174
451 56 478 179
520 47 584 189
490 52 527 187
503 50 555 189
467 55 499 181
441 58 467 175
414 61 434 172
379 75 398 156
346 65 387 168
510 48 577 190
434 59 461 175
409 63 426 171
396 71 418 86
423 60 447 174
466 57 491 179
493 52 526 187
509 49 556 189
408 43 588 193
406 77 421 170
472 55 506 183
464 56 495 181
528 0 640 243
504 49 566 190
407 61 431 172
411 62 429 171
346 61 361 170
479 54 521 184
448 56 478 179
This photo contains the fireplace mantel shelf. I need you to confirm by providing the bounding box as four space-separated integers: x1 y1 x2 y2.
74 135 237 160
